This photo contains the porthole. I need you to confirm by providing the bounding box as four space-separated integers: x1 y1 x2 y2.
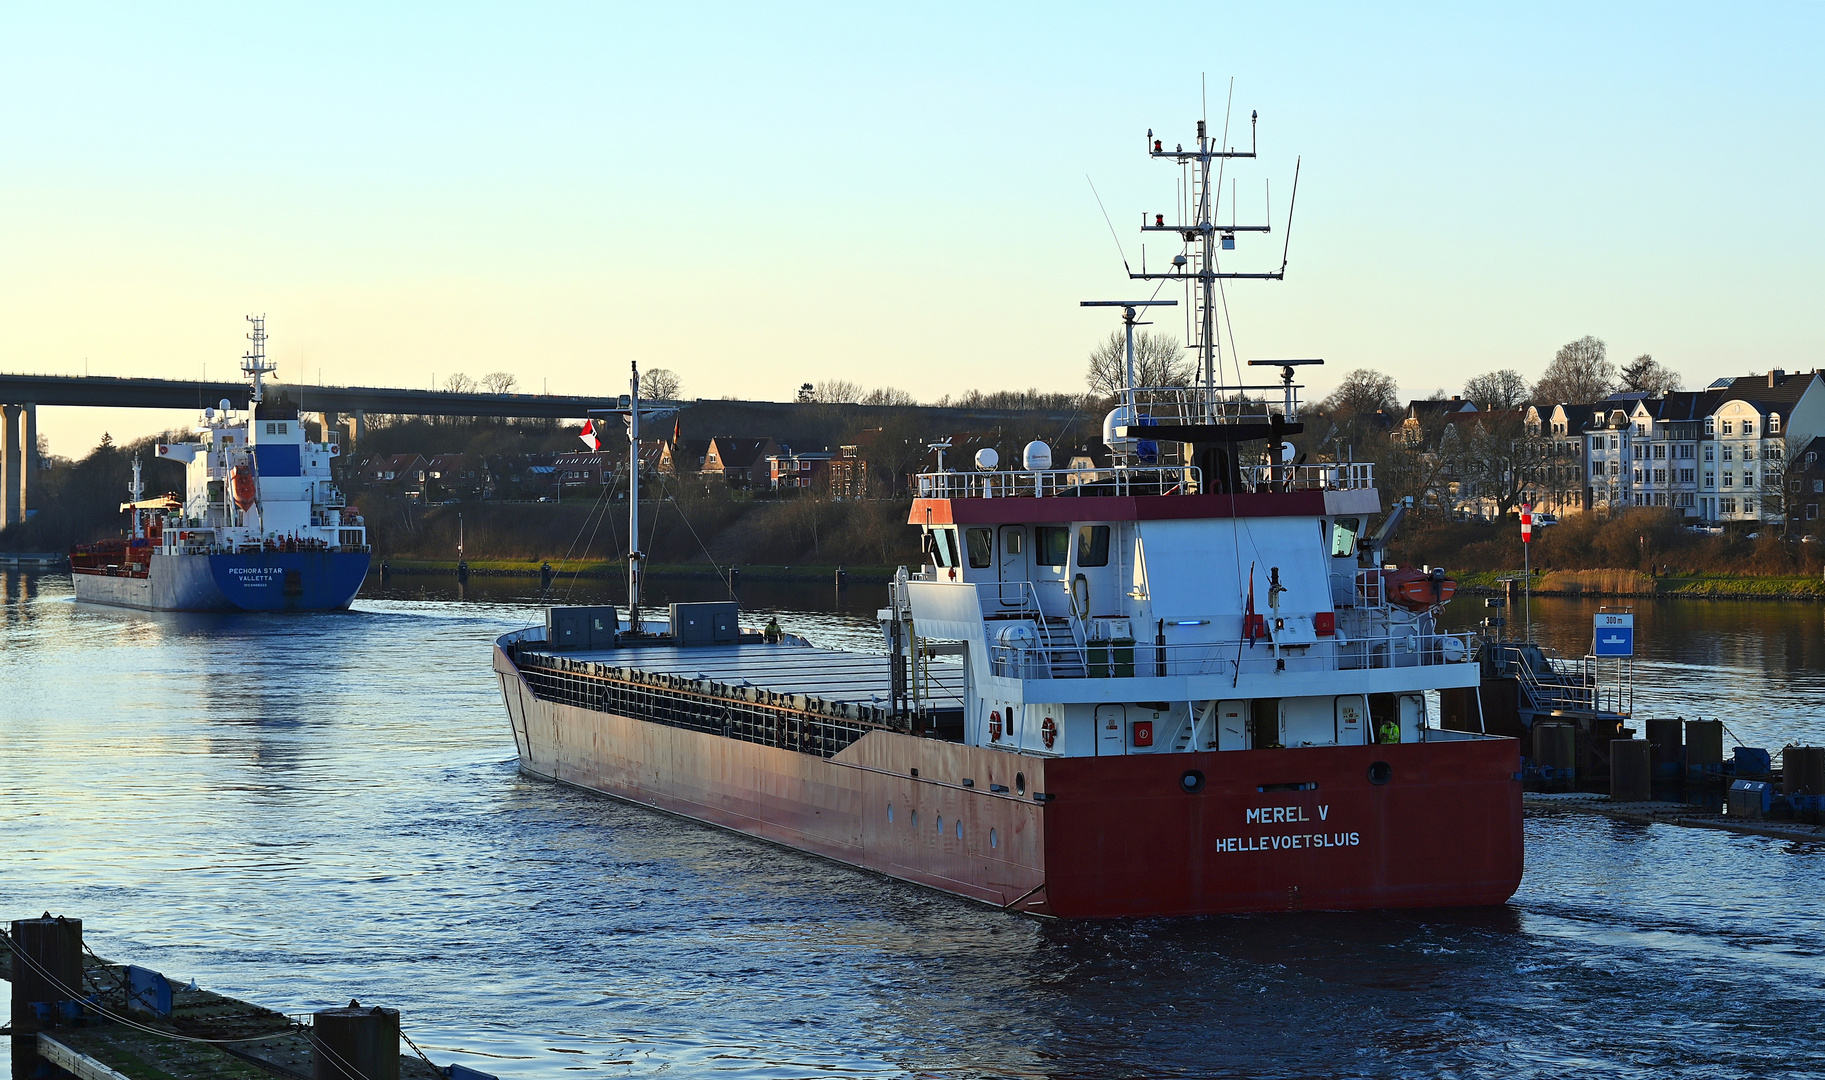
1368 761 1393 786
887 803 894 823
911 810 919 829
936 814 944 835
1180 769 1206 794
990 828 999 849
956 819 963 839
1015 772 1027 796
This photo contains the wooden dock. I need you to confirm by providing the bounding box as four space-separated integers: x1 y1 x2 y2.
3 933 448 1079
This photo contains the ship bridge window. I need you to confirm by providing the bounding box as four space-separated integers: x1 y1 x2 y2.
1035 526 1070 567
1331 517 1361 558
966 528 993 569
1076 525 1110 567
929 527 960 568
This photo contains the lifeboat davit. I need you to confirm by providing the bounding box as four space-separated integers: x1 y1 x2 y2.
1384 567 1456 610
230 465 257 511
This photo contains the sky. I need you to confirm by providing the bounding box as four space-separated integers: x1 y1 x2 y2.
3 2 1821 458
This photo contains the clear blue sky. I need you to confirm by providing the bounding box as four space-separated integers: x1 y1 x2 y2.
3 2 1820 456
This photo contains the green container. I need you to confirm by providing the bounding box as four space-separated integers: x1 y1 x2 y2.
1112 638 1135 678
1087 639 1111 678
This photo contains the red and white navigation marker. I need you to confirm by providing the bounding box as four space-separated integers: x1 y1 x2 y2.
1520 504 1533 544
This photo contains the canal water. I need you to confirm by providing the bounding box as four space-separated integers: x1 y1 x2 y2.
3 571 1823 1079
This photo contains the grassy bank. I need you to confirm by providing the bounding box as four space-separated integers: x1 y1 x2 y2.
1453 568 1825 600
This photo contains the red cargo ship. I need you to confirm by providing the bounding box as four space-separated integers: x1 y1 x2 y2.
491 111 1523 916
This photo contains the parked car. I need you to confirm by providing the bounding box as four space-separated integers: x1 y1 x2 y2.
1685 524 1724 535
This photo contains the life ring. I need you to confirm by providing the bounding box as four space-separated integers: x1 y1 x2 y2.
989 710 1002 742
1070 573 1090 621
1041 715 1058 749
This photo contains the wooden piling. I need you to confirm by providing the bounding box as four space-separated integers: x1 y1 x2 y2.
10 914 84 1032
312 1000 401 1080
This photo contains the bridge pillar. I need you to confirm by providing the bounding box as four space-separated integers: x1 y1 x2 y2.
21 402 36 521
1 404 18 530
354 409 366 447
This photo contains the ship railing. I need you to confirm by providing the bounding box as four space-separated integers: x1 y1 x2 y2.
916 465 1199 500
1241 462 1376 491
987 628 1479 680
1122 386 1284 426
1502 645 1601 714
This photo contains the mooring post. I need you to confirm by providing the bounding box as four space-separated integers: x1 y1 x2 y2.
311 1000 401 1080
9 914 84 1033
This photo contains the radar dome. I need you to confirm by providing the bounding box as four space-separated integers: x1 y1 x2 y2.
1102 406 1137 452
1023 440 1053 471
974 447 1000 471
219 398 233 413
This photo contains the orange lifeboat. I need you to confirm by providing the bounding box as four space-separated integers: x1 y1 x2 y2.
1384 567 1456 611
230 465 258 511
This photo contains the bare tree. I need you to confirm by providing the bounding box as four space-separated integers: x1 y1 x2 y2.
860 386 919 407
1532 336 1615 406
481 371 520 395
812 379 863 404
1449 409 1532 516
1320 368 1401 419
442 373 477 394
1618 353 1681 396
797 382 815 403
1086 330 1191 398
1462 369 1529 410
639 368 683 400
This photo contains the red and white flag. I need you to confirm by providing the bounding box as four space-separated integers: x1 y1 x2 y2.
579 419 600 450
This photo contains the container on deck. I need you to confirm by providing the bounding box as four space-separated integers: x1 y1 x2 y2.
1728 779 1772 820
1610 738 1652 803
548 606 619 650
1086 638 1136 678
670 602 739 646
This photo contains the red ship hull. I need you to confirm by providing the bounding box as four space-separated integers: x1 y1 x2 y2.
496 647 1523 918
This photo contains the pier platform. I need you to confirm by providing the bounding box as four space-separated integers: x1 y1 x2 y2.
2 934 445 1079
1525 792 1825 842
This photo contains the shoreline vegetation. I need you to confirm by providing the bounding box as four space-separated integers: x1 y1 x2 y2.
8 429 1825 602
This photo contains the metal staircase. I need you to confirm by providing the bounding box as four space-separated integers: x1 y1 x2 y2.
1035 617 1087 678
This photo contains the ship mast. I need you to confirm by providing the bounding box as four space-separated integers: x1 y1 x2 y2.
627 361 642 626
1130 102 1297 419
242 314 275 404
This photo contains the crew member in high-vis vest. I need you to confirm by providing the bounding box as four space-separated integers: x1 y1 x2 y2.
1378 718 1402 744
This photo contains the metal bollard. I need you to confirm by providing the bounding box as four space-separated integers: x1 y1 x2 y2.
312 1000 401 1080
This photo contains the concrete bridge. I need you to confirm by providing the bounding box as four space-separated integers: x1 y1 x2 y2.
0 372 633 528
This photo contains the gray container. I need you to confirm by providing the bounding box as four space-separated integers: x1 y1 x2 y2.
547 606 619 650
671 602 739 646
